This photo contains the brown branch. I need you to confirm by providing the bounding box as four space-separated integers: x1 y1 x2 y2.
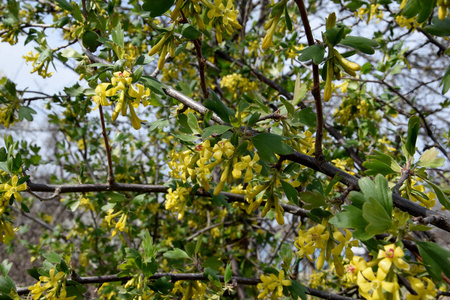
16 272 355 300
99 106 115 186
279 152 450 232
294 0 324 160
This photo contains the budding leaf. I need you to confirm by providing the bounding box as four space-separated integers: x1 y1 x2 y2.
298 44 325 65
340 36 379 54
417 147 445 168
405 116 421 158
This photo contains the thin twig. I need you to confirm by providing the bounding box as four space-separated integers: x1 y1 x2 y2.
99 106 115 186
294 0 324 160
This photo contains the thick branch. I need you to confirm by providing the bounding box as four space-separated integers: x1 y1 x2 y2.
16 272 354 300
280 152 450 232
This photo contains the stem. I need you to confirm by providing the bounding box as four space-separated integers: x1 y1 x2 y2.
98 106 115 186
294 0 324 161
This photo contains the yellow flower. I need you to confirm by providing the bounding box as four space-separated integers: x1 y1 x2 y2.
112 213 127 237
111 70 132 86
40 268 65 290
331 229 358 259
3 175 27 202
233 153 262 182
93 83 113 108
0 218 16 243
344 256 368 283
357 267 399 300
212 140 235 161
377 244 409 274
407 277 437 300
128 83 151 106
257 270 291 299
29 281 48 300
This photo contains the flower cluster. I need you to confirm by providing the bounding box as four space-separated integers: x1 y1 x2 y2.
29 268 75 300
105 209 128 237
165 184 192 220
92 70 151 130
202 0 242 43
355 3 384 24
0 175 27 216
220 73 258 99
23 51 54 78
257 270 291 299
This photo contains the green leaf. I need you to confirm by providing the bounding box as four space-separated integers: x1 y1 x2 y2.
417 241 450 281
141 76 165 96
142 231 157 260
0 276 15 295
203 268 221 288
142 0 175 17
195 233 203 254
405 116 420 158
422 178 450 210
363 150 402 176
60 47 83 59
297 108 316 127
54 0 73 13
111 23 124 48
284 6 292 31
202 256 222 271
172 133 198 142
298 44 325 65
82 30 101 52
149 119 169 132
424 17 450 36
180 24 201 40
324 26 345 46
281 180 299 205
18 106 36 122
440 65 450 94
113 132 128 143
279 98 296 118
224 263 232 283
299 190 326 209
0 261 11 277
204 92 234 124
362 197 391 236
340 35 379 55
417 0 437 23
417 147 445 168
251 133 293 163
402 0 420 19
135 54 155 65
201 125 231 139
163 248 191 260
293 76 307 106
288 280 307 300
43 252 63 264
187 112 201 134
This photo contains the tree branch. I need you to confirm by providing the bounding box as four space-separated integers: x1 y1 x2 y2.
294 0 324 160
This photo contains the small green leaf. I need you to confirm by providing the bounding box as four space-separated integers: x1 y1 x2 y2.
195 233 203 254
417 147 445 168
288 280 307 300
43 252 63 264
298 44 325 65
440 65 450 94
293 77 307 106
142 0 175 17
82 30 101 52
363 150 402 176
204 92 234 124
113 132 128 143
0 261 12 277
60 47 83 59
251 133 293 163
135 54 155 65
112 23 124 48
18 106 36 122
180 24 201 40
402 0 420 19
281 180 299 205
299 190 326 209
54 0 73 12
163 248 191 260
424 17 450 36
187 112 202 134
284 6 292 31
417 241 450 281
340 35 379 54
405 116 421 158
422 178 450 210
0 275 15 295
224 263 232 283
202 256 222 271
297 108 316 127
362 197 391 235
201 125 231 139
149 119 169 132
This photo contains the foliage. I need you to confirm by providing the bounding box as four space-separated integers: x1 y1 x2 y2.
0 0 450 299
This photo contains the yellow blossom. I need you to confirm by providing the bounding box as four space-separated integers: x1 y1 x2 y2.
331 229 358 259
257 270 291 299
357 267 399 300
407 277 437 300
233 153 262 182
377 244 409 273
3 175 27 202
